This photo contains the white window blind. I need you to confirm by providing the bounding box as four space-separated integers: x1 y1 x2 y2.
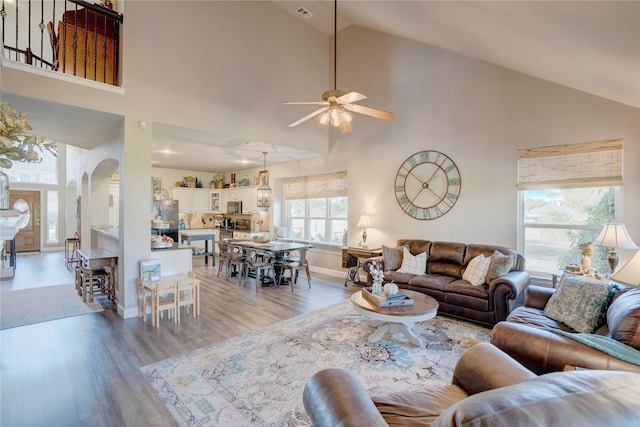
283 172 347 200
517 138 623 190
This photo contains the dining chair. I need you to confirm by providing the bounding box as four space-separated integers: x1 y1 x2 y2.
242 250 275 291
176 274 199 321
217 241 232 278
153 280 177 327
227 245 247 285
279 247 311 292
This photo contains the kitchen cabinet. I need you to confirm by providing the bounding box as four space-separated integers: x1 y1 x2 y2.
209 190 221 213
220 191 230 214
219 187 259 214
171 188 211 213
243 188 259 214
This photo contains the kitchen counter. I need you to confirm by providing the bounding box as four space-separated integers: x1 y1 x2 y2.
92 225 119 239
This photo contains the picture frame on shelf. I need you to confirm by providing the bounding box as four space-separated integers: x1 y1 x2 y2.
258 170 269 186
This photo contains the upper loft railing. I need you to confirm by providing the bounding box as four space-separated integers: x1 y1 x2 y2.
1 0 123 86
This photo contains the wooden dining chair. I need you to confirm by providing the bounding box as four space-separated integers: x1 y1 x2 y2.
279 247 311 292
227 245 247 285
242 250 275 291
153 280 177 327
217 241 232 278
136 278 153 323
176 274 199 321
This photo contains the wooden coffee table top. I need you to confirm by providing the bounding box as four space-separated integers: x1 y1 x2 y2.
351 289 439 320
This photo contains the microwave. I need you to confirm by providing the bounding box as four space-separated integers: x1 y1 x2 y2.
227 201 242 214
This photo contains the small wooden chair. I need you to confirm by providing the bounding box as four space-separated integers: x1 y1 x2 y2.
176 274 200 321
152 280 177 327
136 278 153 323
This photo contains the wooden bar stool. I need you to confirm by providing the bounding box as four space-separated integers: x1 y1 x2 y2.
76 266 112 303
65 236 81 270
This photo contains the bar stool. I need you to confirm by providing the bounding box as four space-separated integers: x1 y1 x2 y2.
76 266 112 303
65 236 81 270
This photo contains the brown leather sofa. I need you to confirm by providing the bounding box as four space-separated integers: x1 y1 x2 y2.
303 342 640 427
362 240 530 326
491 285 640 374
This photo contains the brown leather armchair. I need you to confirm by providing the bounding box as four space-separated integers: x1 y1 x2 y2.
303 343 640 426
491 285 640 374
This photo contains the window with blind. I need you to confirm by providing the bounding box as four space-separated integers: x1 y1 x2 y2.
518 139 622 274
283 172 348 244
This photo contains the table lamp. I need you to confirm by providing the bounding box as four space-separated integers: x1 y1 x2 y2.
592 221 638 274
357 214 371 248
611 249 640 287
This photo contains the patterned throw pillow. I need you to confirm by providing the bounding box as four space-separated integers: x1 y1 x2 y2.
545 276 617 333
396 247 427 275
382 245 408 271
462 254 491 286
485 250 513 283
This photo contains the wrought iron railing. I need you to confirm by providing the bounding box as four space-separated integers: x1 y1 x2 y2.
1 0 123 86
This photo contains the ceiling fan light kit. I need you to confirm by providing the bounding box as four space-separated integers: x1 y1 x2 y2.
284 0 394 134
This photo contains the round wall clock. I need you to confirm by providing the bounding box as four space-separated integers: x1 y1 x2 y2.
394 150 461 220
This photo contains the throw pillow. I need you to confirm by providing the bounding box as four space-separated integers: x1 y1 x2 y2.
462 254 491 286
274 226 289 239
485 250 513 283
382 245 408 271
396 247 427 275
545 276 617 333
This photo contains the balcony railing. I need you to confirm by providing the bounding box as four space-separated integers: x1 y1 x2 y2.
1 0 123 86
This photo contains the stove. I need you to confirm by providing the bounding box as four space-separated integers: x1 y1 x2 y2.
219 228 233 240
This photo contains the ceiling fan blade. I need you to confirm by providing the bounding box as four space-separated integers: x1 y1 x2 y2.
336 92 367 104
288 107 328 128
283 101 329 105
349 103 395 120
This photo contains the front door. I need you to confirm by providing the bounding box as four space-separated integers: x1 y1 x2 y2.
9 190 41 252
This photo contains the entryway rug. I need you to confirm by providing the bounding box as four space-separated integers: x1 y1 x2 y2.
0 284 104 330
140 300 491 426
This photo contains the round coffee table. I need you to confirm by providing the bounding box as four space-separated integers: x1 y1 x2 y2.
351 289 439 346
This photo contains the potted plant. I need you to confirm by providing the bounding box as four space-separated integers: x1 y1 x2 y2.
211 173 225 189
0 101 57 209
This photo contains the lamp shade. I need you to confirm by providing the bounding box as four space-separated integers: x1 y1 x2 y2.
611 250 640 287
357 215 371 228
592 222 638 250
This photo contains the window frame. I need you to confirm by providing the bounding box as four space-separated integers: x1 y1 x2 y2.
286 196 348 245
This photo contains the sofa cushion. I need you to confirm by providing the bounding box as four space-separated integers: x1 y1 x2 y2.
383 244 408 271
397 239 431 257
486 251 513 283
384 270 418 285
433 370 640 427
408 274 456 292
607 288 640 350
397 247 427 275
545 276 617 333
373 385 468 426
427 242 466 278
506 306 575 332
462 254 491 286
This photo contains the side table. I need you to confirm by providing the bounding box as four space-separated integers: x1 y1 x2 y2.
551 270 610 288
342 246 382 286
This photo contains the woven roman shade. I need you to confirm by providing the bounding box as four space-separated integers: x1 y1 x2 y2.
283 172 347 200
517 139 623 190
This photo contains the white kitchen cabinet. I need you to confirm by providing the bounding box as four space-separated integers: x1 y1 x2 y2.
171 188 211 213
220 190 230 214
243 188 258 213
209 190 221 213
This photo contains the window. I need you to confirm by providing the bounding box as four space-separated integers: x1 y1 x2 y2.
47 190 59 244
3 149 58 185
284 172 348 245
518 139 623 274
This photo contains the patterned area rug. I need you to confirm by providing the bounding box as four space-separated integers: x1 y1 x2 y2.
141 300 491 426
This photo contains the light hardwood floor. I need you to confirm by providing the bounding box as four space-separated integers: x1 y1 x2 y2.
1 252 358 426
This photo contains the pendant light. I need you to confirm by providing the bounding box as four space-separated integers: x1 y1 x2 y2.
256 152 272 211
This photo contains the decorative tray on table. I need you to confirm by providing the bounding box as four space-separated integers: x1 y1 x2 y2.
362 287 414 307
151 235 174 249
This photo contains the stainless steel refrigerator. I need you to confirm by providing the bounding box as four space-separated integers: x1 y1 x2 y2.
154 199 179 242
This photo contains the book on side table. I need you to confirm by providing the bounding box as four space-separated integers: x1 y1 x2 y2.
362 287 414 307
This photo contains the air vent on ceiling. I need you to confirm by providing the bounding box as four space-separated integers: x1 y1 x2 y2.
296 7 314 19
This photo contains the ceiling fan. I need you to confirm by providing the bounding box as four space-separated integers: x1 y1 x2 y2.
283 0 394 134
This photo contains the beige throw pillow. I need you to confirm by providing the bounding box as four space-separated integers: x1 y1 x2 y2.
485 250 513 283
396 247 427 275
463 254 491 286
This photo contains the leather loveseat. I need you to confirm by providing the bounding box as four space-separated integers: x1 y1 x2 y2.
303 342 640 427
362 240 530 326
492 284 640 374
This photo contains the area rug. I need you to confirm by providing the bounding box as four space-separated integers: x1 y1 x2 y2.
0 284 104 330
141 300 491 426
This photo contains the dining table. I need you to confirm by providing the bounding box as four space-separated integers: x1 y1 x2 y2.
230 240 314 285
76 248 118 302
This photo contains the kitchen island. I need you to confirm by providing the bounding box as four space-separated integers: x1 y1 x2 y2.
179 229 216 265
